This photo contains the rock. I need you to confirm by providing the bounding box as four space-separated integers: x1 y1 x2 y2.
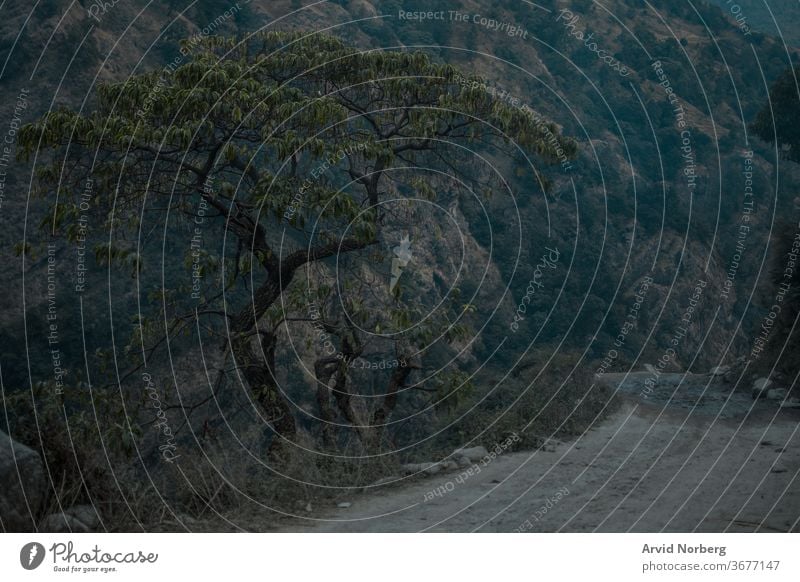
451 446 489 463
401 462 442 476
442 460 459 471
39 513 90 533
766 388 788 401
709 365 730 376
752 378 773 399
337 502 352 509
177 514 198 526
455 455 473 468
0 430 45 532
64 505 100 529
304 502 312 513
422 463 442 476
753 377 773 389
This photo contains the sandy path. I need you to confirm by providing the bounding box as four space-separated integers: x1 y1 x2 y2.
283 396 800 532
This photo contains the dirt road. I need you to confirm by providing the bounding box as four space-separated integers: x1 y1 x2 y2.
284 382 800 532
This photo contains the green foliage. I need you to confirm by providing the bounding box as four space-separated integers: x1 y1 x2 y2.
432 369 475 412
3 380 143 523
19 31 573 255
17 29 575 462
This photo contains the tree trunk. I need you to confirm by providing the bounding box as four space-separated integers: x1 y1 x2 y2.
231 329 296 460
228 244 374 458
314 332 367 449
314 357 339 448
368 356 417 452
329 362 370 446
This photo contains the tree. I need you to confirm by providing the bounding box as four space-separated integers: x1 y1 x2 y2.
751 63 800 379
751 64 800 162
19 31 574 459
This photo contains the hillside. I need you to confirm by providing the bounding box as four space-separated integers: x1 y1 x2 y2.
708 0 800 45
1 0 799 531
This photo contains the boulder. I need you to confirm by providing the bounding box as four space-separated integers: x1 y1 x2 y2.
64 505 100 529
451 446 489 463
455 455 473 468
39 512 90 533
0 430 45 532
753 377 773 390
401 462 442 476
441 460 459 471
709 365 730 376
766 388 788 401
751 378 773 399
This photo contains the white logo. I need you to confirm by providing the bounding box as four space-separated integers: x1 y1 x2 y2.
390 234 413 293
